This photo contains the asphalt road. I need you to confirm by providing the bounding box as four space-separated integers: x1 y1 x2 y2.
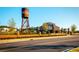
0 35 79 52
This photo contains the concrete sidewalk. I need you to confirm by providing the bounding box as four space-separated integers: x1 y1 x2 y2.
0 35 74 44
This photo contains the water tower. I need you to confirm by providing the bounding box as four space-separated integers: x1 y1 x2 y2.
21 8 30 32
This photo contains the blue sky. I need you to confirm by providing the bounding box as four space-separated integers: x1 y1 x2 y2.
0 7 79 30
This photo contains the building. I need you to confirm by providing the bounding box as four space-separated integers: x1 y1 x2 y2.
42 22 60 33
34 22 60 34
0 26 9 32
0 26 17 32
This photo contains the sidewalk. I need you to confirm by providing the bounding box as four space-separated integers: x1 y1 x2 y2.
0 35 73 44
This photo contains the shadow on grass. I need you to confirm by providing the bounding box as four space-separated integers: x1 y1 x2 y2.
24 45 78 50
0 45 78 51
0 46 18 50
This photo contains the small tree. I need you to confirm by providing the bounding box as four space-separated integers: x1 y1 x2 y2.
30 27 35 33
71 24 77 33
42 23 48 32
8 18 16 28
63 28 66 33
61 28 64 33
67 28 70 34
8 18 16 32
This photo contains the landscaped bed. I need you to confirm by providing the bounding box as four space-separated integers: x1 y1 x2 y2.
0 33 66 39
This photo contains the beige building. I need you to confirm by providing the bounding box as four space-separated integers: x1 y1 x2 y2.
42 22 60 33
0 26 17 32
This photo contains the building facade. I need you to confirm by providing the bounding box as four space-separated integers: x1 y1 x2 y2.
42 22 60 33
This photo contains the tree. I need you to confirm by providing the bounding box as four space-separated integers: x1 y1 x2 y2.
30 27 35 33
8 18 16 32
42 23 48 31
8 18 16 28
71 24 77 33
63 28 66 33
61 28 64 33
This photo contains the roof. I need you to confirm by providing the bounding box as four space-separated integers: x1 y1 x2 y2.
46 22 55 25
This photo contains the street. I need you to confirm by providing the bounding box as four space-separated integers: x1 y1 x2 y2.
0 35 79 52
